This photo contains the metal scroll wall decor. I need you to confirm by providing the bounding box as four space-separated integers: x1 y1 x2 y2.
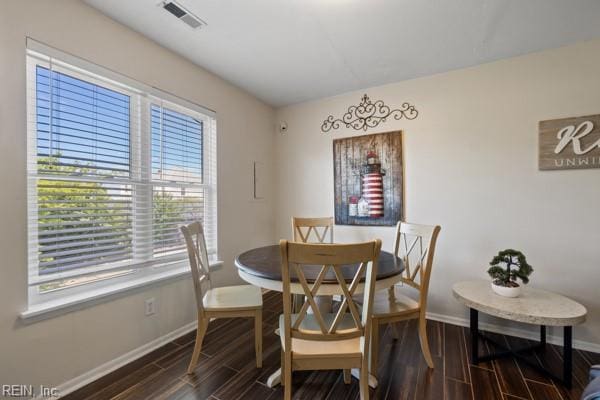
321 94 418 133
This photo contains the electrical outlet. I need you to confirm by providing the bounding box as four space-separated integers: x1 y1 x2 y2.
145 298 156 316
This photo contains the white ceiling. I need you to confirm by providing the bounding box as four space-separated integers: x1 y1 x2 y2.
85 0 600 107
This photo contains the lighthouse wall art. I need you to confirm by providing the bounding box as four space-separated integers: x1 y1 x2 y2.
333 131 404 226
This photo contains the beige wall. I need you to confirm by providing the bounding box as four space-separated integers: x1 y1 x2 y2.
0 0 275 387
275 39 600 347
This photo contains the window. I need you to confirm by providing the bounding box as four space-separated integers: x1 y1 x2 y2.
151 104 204 257
26 42 217 307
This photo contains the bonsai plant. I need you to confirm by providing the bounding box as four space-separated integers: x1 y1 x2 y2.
487 249 533 297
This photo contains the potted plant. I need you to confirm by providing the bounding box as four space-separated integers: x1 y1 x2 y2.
487 249 533 297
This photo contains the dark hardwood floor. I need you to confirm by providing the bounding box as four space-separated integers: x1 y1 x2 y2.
65 291 597 400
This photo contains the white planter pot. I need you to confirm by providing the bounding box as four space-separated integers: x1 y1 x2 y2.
491 282 521 298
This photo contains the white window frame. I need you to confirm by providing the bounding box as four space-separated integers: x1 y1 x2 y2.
23 39 219 319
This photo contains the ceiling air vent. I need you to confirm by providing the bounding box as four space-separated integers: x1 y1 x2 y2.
162 1 206 29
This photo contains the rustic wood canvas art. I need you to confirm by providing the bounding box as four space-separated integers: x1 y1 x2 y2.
539 114 600 170
333 131 403 226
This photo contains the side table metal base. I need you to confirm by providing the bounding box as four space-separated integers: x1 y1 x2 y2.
470 308 572 388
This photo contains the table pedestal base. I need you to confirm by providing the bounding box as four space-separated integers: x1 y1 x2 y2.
469 308 573 388
351 368 378 388
266 368 281 388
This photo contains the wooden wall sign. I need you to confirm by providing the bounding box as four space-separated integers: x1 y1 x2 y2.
333 131 403 226
539 114 600 170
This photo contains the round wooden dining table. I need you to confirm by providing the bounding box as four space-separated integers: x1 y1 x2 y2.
236 244 404 294
234 244 405 388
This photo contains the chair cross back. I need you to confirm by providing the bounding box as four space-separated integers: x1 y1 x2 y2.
292 262 365 338
281 240 381 342
393 222 441 296
292 217 334 243
181 222 212 312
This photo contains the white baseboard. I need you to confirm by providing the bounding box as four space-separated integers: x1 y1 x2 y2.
42 321 197 400
426 311 600 354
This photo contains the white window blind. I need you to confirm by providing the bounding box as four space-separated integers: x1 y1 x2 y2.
147 100 218 260
26 43 217 297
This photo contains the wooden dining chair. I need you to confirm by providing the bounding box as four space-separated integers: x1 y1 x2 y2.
181 222 263 375
279 239 382 400
367 221 441 375
292 217 334 243
291 217 335 310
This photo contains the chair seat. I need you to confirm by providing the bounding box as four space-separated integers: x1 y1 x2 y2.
371 286 420 317
203 285 262 311
278 314 362 359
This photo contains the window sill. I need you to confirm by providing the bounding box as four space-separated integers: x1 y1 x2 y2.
20 260 223 323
